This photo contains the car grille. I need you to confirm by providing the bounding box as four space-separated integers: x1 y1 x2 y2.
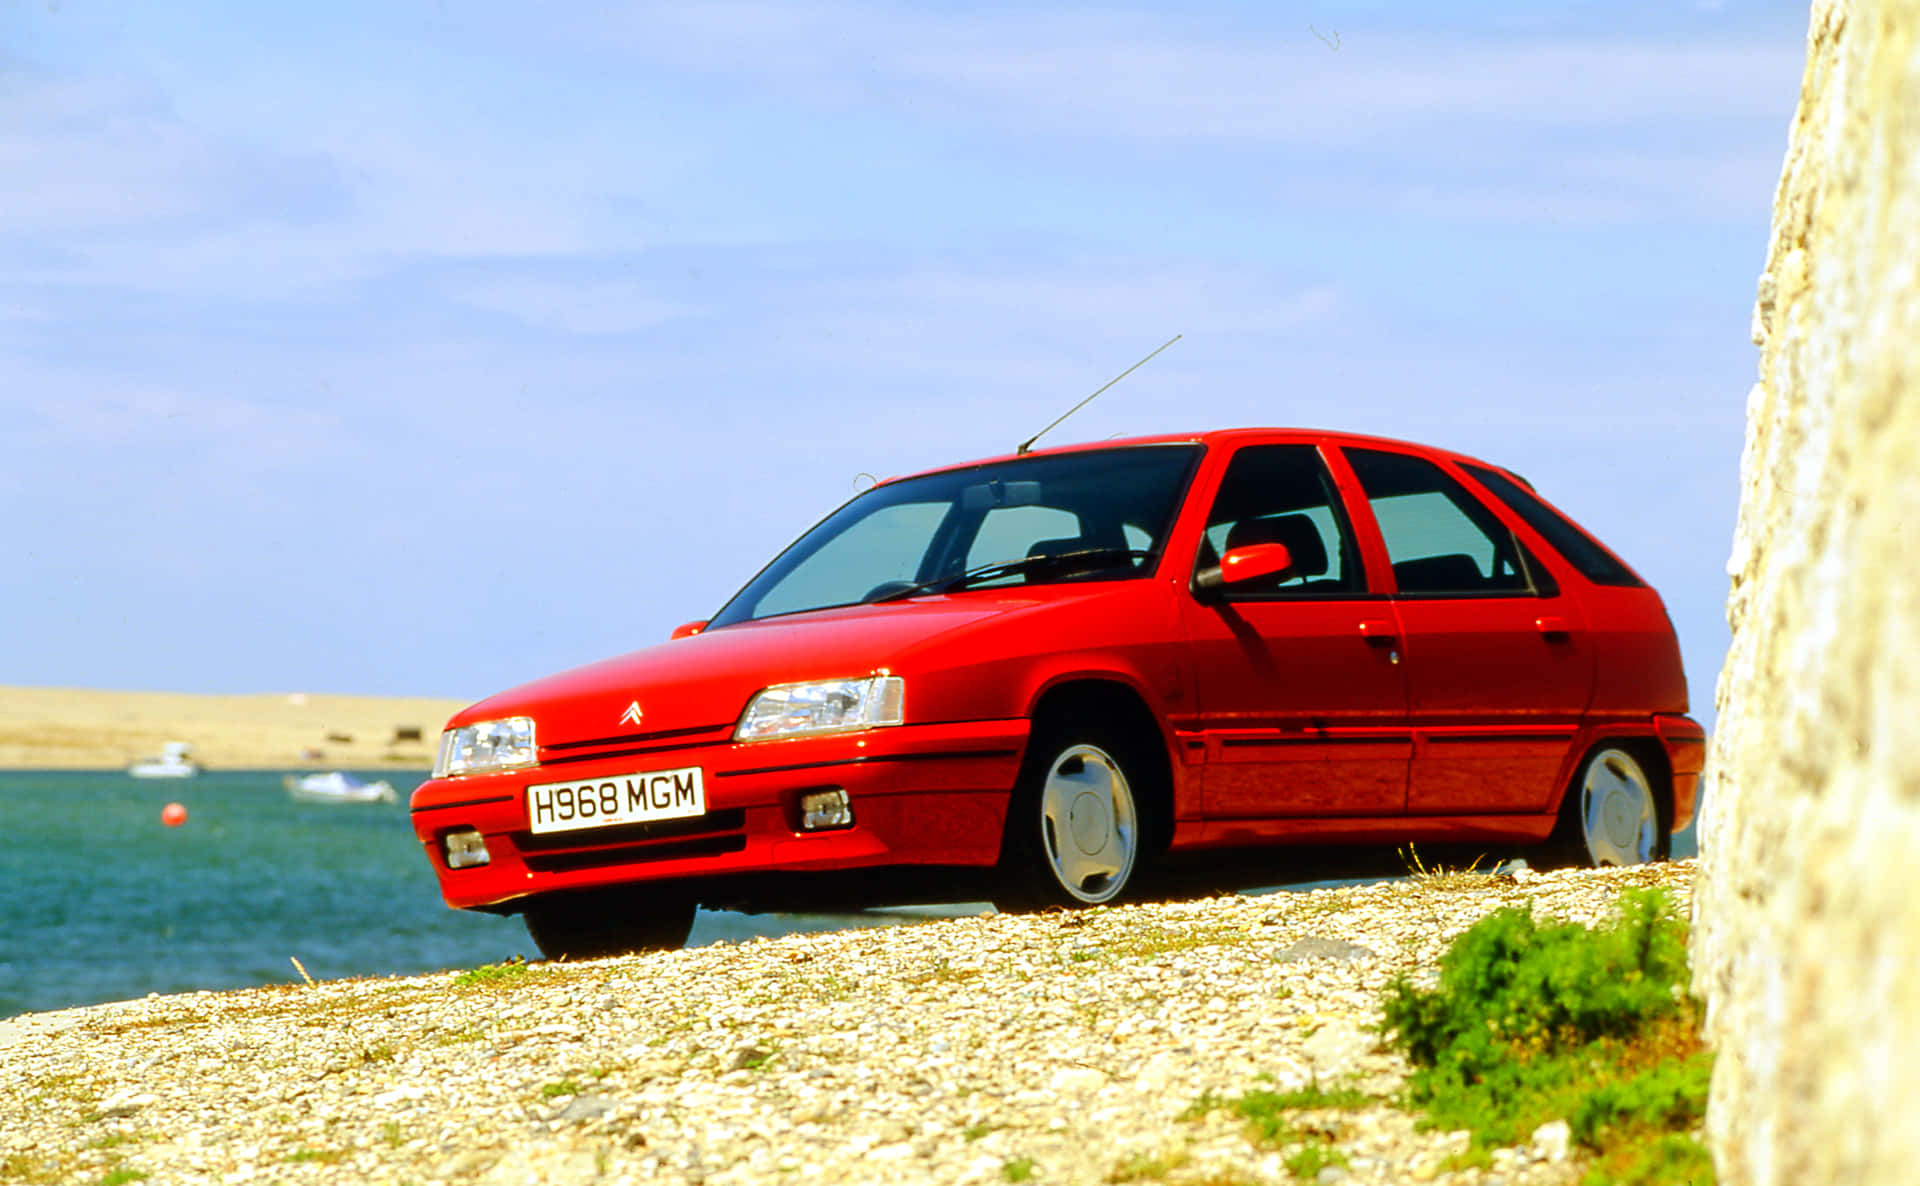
536 723 735 768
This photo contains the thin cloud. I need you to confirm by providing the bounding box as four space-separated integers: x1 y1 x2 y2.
455 279 697 336
898 38 1800 141
11 373 347 468
573 3 1798 136
533 3 1800 225
770 258 1348 387
0 69 346 236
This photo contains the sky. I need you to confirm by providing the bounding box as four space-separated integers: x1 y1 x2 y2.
3 1 1809 720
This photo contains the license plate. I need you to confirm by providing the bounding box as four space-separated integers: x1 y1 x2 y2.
525 766 705 835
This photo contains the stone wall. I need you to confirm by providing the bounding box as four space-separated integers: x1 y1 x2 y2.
1692 2 1920 1184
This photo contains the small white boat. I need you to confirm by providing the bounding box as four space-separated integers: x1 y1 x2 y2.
129 742 201 779
283 771 397 804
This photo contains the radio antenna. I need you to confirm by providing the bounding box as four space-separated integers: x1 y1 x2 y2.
1016 333 1181 455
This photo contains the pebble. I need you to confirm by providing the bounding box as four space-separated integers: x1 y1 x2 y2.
0 862 1693 1185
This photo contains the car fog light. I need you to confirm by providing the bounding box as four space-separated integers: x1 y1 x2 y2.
799 789 854 831
443 828 491 869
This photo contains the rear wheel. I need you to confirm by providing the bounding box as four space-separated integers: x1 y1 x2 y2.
522 886 696 960
1553 746 1668 867
995 721 1154 911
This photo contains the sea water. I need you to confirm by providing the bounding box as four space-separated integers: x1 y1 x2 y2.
0 771 1697 1020
0 771 982 1019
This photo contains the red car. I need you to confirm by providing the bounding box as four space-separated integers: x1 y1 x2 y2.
411 429 1703 958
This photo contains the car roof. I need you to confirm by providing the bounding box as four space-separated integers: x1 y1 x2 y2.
876 428 1514 487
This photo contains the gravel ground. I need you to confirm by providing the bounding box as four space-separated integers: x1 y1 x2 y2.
0 861 1694 1185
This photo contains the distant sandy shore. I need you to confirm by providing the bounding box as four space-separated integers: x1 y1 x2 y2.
0 686 473 771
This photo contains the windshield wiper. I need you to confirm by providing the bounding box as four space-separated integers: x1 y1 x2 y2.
867 547 1150 603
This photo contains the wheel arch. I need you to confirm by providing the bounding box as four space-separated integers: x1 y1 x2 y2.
1552 728 1675 835
1548 732 1675 864
1018 677 1177 858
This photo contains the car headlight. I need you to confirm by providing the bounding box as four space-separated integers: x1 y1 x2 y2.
434 717 537 777
735 676 905 742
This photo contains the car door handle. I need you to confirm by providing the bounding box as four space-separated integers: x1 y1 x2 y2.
1358 619 1398 646
1536 616 1571 640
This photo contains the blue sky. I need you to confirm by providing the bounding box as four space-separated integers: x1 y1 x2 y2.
4 2 1807 718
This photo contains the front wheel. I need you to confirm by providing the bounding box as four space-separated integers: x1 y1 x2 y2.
995 725 1150 911
1555 746 1668 867
522 886 696 960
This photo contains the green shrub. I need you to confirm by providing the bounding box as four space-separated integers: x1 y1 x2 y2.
1571 1050 1713 1148
1379 889 1712 1182
1583 1130 1716 1186
1383 889 1687 1074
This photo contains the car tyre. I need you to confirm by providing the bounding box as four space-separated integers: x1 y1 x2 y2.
1548 745 1669 867
994 720 1151 911
522 886 696 960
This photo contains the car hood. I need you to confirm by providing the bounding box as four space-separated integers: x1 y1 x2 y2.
452 593 1068 745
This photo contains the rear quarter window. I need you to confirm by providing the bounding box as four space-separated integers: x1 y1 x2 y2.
1463 463 1645 588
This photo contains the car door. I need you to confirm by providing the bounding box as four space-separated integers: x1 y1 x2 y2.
1337 446 1595 815
1177 442 1411 818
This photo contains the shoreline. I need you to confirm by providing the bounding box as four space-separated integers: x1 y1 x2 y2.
0 685 471 772
0 861 1694 1185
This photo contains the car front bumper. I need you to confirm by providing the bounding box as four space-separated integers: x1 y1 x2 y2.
409 718 1030 911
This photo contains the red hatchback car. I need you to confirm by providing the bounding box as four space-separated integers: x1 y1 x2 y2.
411 429 1703 958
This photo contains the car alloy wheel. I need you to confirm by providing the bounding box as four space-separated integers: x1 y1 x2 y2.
1035 741 1140 904
1578 747 1659 866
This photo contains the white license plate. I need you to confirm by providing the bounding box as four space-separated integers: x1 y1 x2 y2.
525 766 706 835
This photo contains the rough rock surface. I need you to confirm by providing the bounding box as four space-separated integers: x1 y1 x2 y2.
1692 3 1920 1184
1 864 1686 1185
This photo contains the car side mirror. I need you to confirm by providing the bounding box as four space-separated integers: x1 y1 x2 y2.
669 620 708 640
1194 542 1295 595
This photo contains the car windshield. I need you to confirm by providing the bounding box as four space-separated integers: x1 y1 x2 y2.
707 444 1204 628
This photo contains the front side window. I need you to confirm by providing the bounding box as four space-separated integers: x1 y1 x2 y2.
708 444 1203 627
1344 448 1540 597
1196 444 1364 596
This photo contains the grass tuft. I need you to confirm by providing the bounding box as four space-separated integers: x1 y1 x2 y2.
1106 1149 1190 1181
1399 845 1499 893
452 959 536 988
1283 1138 1348 1180
1106 921 1247 960
283 1148 344 1164
1182 1076 1373 1175
908 957 982 985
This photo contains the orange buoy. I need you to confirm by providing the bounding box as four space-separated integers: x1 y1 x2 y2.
161 802 188 827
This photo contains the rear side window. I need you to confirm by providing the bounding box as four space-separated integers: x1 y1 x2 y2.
1345 448 1540 597
1463 464 1645 588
